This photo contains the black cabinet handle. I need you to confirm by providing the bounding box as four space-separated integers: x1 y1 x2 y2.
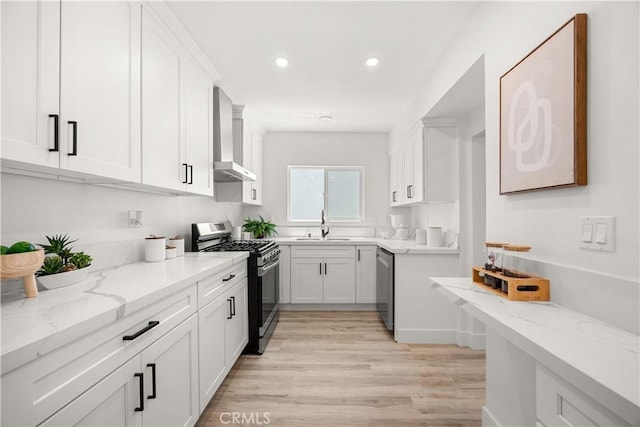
358 249 361 261
324 262 327 275
188 165 193 184
222 274 236 282
230 296 236 316
49 114 59 152
68 121 77 156
146 363 157 399
134 373 144 412
319 263 322 275
182 163 188 184
252 188 257 200
227 299 232 319
392 191 396 203
122 320 160 341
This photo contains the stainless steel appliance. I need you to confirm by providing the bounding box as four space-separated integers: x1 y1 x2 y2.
192 221 280 354
376 247 394 331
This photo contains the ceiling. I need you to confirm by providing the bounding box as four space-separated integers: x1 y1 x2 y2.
168 1 480 133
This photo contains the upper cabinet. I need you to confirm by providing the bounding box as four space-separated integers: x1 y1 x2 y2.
1 1 218 195
389 119 458 206
1 0 141 182
140 7 215 196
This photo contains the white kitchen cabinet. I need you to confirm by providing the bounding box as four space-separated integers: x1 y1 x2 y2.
290 246 356 304
1 1 142 182
279 245 291 304
141 8 214 195
355 246 376 303
42 315 199 427
198 278 248 414
291 257 325 303
389 119 457 207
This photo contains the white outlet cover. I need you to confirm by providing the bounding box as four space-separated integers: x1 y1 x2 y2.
579 216 615 252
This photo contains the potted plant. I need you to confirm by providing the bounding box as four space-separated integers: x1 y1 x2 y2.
242 216 278 239
36 234 93 289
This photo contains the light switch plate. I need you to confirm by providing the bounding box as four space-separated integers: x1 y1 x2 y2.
579 216 615 252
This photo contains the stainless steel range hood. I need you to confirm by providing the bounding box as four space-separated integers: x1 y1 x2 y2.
213 87 256 182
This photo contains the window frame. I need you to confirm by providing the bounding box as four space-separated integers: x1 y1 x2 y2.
287 165 365 224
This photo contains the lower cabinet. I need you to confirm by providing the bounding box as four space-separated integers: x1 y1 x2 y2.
355 246 376 303
278 245 291 304
290 256 356 303
198 278 248 412
41 315 199 427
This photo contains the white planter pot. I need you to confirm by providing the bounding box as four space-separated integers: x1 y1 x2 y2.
37 267 90 290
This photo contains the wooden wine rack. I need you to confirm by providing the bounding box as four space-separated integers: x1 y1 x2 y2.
472 267 550 301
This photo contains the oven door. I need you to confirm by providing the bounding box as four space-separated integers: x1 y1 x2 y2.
258 259 279 338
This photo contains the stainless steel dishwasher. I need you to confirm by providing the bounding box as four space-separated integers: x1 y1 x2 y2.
376 247 394 332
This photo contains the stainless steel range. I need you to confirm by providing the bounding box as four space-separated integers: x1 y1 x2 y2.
192 221 280 354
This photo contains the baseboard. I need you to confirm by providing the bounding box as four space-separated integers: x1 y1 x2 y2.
456 330 486 350
279 303 377 311
394 328 457 344
482 406 500 427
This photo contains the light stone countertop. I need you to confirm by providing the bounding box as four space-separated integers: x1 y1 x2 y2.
431 277 640 418
273 237 459 255
1 252 248 374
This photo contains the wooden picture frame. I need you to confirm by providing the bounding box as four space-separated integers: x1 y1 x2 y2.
500 14 587 194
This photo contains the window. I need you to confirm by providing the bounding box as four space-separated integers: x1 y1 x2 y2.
288 166 364 222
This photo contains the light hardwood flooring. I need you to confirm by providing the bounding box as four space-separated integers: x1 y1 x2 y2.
196 311 486 427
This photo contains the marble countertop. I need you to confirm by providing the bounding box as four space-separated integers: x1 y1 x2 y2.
431 277 640 412
1 252 248 374
273 237 459 255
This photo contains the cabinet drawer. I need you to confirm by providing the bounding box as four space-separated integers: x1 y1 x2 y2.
536 365 633 427
2 284 197 427
291 245 355 258
198 263 247 309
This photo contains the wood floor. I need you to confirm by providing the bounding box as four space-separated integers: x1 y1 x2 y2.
196 311 486 427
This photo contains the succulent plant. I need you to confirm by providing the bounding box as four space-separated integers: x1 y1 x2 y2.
37 234 92 276
39 256 64 275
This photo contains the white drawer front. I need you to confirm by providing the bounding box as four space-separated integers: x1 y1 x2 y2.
197 263 247 309
291 245 355 258
2 284 197 427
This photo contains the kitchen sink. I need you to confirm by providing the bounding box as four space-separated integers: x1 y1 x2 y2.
326 238 351 241
296 237 320 241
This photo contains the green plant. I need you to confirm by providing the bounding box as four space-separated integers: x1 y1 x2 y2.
37 234 92 276
242 216 278 239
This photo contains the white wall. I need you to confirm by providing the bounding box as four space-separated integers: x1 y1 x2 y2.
0 173 243 270
245 132 394 229
394 1 639 282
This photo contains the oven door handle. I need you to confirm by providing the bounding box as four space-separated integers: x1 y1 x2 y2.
258 259 280 277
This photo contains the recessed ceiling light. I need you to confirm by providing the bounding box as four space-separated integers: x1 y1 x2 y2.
365 57 379 67
275 57 289 67
318 114 333 121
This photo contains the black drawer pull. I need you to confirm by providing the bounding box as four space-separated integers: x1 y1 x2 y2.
222 274 236 282
227 299 233 319
188 164 193 184
182 163 188 184
134 373 144 412
230 296 236 316
49 114 59 152
147 363 157 399
68 121 78 156
123 320 160 341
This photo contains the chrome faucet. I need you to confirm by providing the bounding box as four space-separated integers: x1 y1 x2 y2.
321 209 330 239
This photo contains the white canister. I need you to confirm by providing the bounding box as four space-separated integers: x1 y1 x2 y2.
415 229 427 245
242 232 252 240
165 246 177 259
168 237 184 256
145 236 166 262
232 226 242 240
427 227 443 247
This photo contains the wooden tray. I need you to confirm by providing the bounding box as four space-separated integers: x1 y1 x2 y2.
472 267 550 301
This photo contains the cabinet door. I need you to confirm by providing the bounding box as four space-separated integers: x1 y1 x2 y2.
425 126 457 202
402 141 414 204
279 246 291 304
1 0 60 168
183 57 214 196
389 150 401 206
225 279 249 365
198 293 228 413
355 246 376 303
323 258 356 303
291 258 324 303
141 315 199 427
250 131 262 204
141 8 185 191
40 357 142 427
59 1 141 181
410 128 425 203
